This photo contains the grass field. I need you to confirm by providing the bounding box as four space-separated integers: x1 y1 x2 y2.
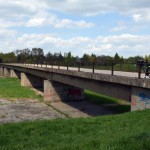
0 109 149 150
0 78 42 100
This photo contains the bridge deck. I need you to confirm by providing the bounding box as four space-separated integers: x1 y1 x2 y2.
0 63 150 89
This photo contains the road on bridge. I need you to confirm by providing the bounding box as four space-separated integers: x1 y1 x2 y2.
27 64 147 79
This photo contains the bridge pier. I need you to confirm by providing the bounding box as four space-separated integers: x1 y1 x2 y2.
131 87 150 111
3 68 10 77
10 70 21 79
0 67 4 77
21 73 43 88
44 80 84 102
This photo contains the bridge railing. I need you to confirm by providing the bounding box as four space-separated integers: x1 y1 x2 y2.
15 60 147 79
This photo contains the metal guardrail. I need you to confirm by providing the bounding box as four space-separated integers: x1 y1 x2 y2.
11 61 149 79
1 60 150 79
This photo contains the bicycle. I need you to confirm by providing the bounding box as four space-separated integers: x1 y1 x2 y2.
137 60 150 78
145 63 150 78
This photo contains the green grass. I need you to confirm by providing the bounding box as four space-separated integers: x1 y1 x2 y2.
0 78 43 100
85 90 130 113
107 105 131 114
0 109 149 150
85 90 128 104
114 64 137 72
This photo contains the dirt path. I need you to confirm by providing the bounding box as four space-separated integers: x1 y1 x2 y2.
0 99 65 124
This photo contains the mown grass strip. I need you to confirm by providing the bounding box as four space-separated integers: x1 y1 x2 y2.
0 109 149 150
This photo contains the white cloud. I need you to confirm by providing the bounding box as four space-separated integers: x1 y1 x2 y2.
0 18 24 28
26 13 94 28
44 0 150 15
42 0 150 24
0 0 94 29
1 0 150 24
0 0 150 31
132 14 142 22
27 18 46 27
54 19 94 28
110 21 127 32
0 0 46 18
0 28 17 39
0 0 150 23
0 32 150 57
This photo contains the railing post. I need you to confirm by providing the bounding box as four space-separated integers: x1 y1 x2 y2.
138 64 142 79
111 63 114 76
67 63 69 70
78 62 80 72
92 63 95 74
58 62 60 69
52 62 53 69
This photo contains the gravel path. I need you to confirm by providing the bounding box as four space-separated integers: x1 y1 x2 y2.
0 99 65 124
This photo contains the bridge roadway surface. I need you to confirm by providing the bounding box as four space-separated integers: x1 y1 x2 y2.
25 64 146 79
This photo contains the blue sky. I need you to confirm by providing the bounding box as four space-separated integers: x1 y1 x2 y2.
0 0 150 57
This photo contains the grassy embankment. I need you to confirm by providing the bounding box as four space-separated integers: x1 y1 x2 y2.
0 78 42 100
0 109 149 150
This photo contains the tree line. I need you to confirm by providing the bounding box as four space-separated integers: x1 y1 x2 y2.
0 48 150 66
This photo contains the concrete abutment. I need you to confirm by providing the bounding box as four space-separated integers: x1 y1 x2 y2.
10 70 21 79
0 67 4 76
21 73 43 88
3 68 10 77
131 87 150 111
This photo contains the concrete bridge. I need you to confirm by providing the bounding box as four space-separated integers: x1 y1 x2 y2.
0 63 150 111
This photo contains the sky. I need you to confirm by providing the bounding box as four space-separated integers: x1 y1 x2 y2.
0 0 150 57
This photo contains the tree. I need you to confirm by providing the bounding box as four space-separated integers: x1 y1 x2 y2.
58 52 64 64
0 53 3 63
145 55 150 63
46 51 53 64
64 52 74 65
114 53 120 64
2 52 17 63
126 56 144 63
32 48 44 64
81 53 89 66
88 53 97 64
